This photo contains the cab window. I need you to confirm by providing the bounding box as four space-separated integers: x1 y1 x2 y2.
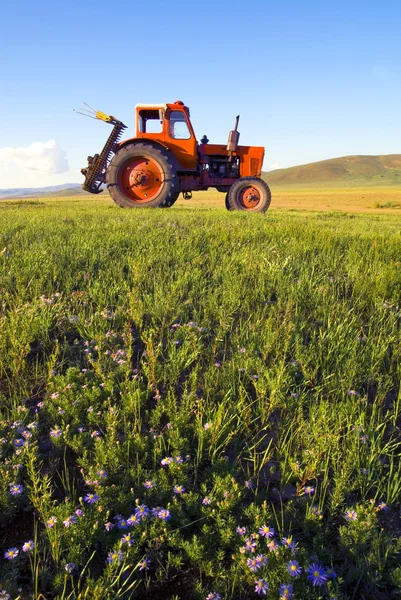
138 109 163 133
168 110 191 139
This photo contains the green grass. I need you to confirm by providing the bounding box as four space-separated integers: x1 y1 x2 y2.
1 198 401 600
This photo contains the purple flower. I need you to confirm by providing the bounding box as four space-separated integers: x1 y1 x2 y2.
97 469 107 478
9 483 23 496
279 583 293 598
204 422 212 430
173 484 185 494
127 514 141 527
144 480 155 489
135 504 150 517
344 509 358 521
281 536 296 550
75 509 83 517
259 525 275 538
254 579 268 595
22 540 35 552
214 362 222 368
267 540 279 552
105 521 114 531
4 547 18 560
161 457 172 466
325 567 337 579
206 594 221 600
287 560 302 577
304 485 315 495
13 438 25 447
348 389 358 396
255 554 267 567
173 455 183 464
107 550 124 564
306 563 328 586
236 526 246 535
84 493 99 504
243 538 257 553
63 515 77 528
310 505 322 517
158 508 171 521
117 517 130 529
121 533 134 546
65 563 75 573
139 557 150 571
245 480 253 489
202 496 212 505
50 427 62 438
46 516 57 528
247 557 259 572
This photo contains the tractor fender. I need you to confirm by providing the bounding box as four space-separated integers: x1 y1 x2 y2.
115 137 181 171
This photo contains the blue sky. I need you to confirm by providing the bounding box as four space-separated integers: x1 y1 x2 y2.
1 0 400 188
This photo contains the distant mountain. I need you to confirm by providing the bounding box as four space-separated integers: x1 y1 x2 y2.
263 154 401 186
0 184 89 199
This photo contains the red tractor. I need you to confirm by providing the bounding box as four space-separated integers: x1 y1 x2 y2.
81 101 271 212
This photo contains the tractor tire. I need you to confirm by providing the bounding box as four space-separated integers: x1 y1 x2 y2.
227 177 271 213
106 143 178 208
225 193 232 211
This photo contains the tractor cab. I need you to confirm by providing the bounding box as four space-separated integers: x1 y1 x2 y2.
134 101 198 170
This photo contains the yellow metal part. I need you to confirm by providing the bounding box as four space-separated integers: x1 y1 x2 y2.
95 110 112 123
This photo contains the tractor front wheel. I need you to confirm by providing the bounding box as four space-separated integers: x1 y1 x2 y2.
227 177 271 213
106 143 178 208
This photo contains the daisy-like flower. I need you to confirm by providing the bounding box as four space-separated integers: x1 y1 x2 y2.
173 455 183 464
344 509 358 521
259 525 275 538
255 554 267 567
107 550 124 564
9 483 24 496
244 538 257 553
206 594 221 600
65 563 75 573
75 509 83 517
63 515 77 528
0 589 10 600
104 521 114 531
306 563 328 586
377 501 388 511
97 469 108 478
127 514 141 526
46 516 57 528
310 505 322 517
174 484 185 494
245 480 253 489
22 540 35 552
204 422 212 430
304 485 315 495
144 480 154 489
279 583 293 598
13 438 25 447
325 566 337 579
267 540 279 552
50 427 62 438
254 579 268 595
117 517 130 529
139 557 150 571
135 504 150 517
236 526 246 535
4 547 18 560
158 508 171 521
161 457 172 466
287 560 302 577
202 496 212 505
84 493 99 504
121 533 133 547
282 536 296 550
247 557 259 572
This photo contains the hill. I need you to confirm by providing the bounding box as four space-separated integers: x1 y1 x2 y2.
0 184 89 200
263 154 401 186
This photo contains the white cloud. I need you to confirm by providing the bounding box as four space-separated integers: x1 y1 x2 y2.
0 140 69 174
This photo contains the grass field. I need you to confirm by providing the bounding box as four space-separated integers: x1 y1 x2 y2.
1 189 401 600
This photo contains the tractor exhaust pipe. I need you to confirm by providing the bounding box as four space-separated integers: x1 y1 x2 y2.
227 115 240 153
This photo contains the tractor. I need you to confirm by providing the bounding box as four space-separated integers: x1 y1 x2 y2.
80 100 271 212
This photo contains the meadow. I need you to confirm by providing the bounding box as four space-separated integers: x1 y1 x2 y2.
1 189 401 600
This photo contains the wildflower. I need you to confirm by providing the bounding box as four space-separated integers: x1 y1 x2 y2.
97 469 108 478
279 583 293 598
57 407 65 415
173 455 183 464
121 533 133 546
4 547 18 560
254 579 268 595
51 392 59 399
214 362 222 368
0 590 10 600
14 438 25 447
91 430 101 438
174 484 185 494
326 567 337 579
46 516 57 528
344 509 358 521
247 557 259 571
158 508 171 521
22 540 35 552
139 557 150 571
360 467 369 475
206 594 221 600
135 504 150 517
84 493 99 504
107 550 124 564
105 521 114 531
236 526 246 535
245 480 253 489
223 491 229 498
243 538 257 553
65 563 75 573
127 514 141 526
239 347 246 353
161 457 172 466
311 505 322 517
377 501 388 511
9 483 24 496
251 374 259 380
290 392 299 398
204 422 212 430
50 427 62 438
282 536 296 550
306 563 328 586
144 480 155 489
259 525 275 538
77 426 85 433
267 540 279 552
37 401 45 408
117 517 130 529
75 509 83 517
348 390 358 396
359 434 368 443
287 560 302 577
63 515 77 528
304 485 315 495
202 496 212 505
255 554 267 567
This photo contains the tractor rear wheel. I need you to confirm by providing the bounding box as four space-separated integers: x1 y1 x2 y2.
106 143 178 208
227 177 271 213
